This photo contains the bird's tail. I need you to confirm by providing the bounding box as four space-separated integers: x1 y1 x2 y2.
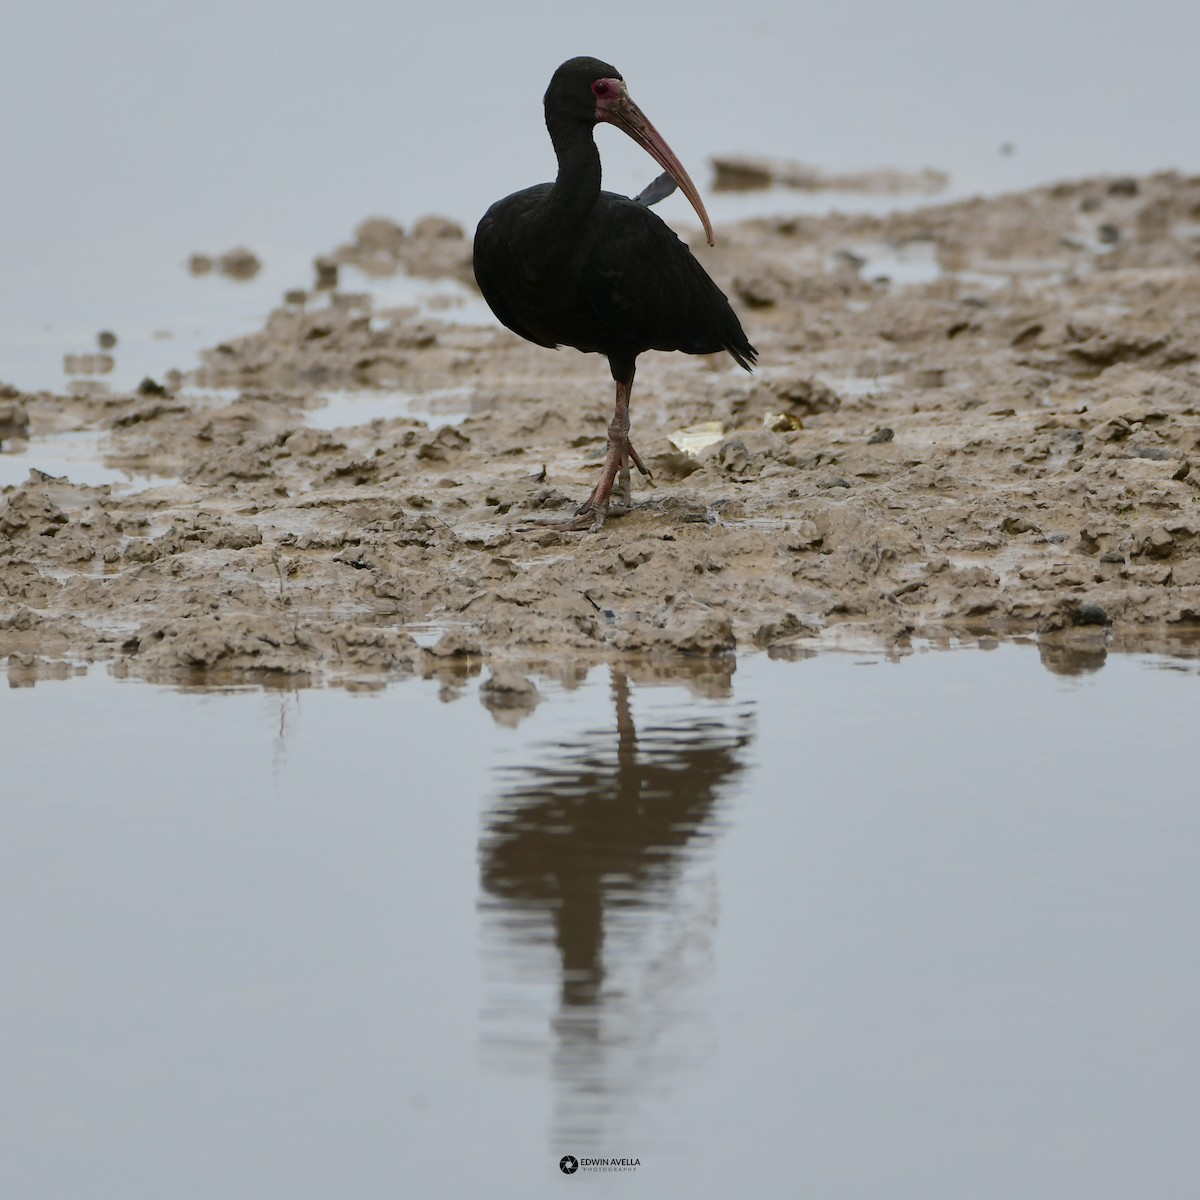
727 337 757 373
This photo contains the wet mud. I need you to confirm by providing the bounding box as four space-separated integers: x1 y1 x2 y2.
3 172 1200 683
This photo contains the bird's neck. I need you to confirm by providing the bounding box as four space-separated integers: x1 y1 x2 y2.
545 117 602 229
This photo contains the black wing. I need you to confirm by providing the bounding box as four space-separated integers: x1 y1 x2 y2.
580 195 756 369
472 186 560 351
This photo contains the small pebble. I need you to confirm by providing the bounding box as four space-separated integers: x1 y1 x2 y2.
96 330 118 349
314 256 339 289
218 247 261 280
1073 604 1110 627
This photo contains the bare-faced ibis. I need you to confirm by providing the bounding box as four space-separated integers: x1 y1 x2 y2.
473 56 756 530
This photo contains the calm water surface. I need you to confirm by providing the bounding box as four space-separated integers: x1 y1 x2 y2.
2 644 1198 1198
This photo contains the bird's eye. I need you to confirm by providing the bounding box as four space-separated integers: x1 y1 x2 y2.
591 80 609 97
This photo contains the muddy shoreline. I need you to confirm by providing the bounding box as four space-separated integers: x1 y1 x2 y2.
3 171 1200 685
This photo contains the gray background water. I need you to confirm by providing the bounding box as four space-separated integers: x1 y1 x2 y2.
3 0 1198 389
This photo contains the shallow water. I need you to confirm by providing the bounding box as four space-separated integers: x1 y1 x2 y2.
3 644 1198 1198
0 429 171 491
307 386 473 433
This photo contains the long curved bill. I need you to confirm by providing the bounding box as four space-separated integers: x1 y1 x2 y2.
598 83 715 246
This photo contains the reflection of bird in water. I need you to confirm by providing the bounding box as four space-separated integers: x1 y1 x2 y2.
473 57 755 529
478 668 753 1140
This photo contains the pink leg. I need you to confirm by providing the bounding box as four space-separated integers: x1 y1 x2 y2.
559 377 651 531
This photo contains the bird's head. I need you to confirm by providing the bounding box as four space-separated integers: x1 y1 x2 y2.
544 56 624 124
544 56 715 246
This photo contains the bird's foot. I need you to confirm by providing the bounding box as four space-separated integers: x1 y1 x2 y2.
592 429 651 511
515 503 612 534
513 432 651 535
558 504 610 533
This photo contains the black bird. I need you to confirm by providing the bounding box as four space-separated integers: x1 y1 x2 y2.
473 56 756 530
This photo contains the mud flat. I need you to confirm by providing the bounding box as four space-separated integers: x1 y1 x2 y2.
3 172 1200 683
